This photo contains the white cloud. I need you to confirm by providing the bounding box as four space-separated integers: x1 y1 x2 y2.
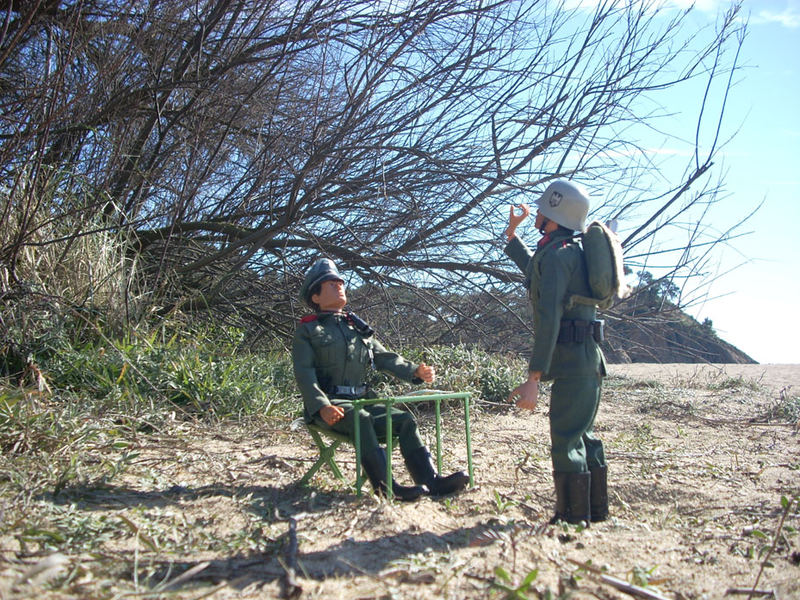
560 0 800 29
750 8 800 27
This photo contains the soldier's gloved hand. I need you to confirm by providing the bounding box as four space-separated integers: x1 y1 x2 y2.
320 405 345 426
414 363 436 383
508 379 539 411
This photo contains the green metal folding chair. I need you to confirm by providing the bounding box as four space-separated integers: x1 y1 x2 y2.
297 422 349 486
296 391 474 498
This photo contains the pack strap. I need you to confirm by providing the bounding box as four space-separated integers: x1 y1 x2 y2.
565 293 608 310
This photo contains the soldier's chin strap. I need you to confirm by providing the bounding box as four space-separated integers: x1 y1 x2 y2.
538 217 551 235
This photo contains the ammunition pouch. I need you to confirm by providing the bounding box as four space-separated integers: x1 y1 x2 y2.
557 319 605 344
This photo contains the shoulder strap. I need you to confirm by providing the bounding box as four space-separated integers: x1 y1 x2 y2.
345 311 375 337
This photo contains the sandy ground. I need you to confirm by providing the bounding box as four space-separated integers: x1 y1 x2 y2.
2 363 799 599
607 363 800 394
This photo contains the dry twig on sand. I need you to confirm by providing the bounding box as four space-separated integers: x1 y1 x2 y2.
568 558 672 600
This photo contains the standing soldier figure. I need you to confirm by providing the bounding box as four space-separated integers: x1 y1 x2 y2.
503 179 609 525
292 258 470 501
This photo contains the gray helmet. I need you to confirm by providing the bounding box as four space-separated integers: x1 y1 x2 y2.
534 179 590 232
300 258 344 305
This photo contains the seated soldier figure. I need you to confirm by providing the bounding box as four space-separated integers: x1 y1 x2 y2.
292 258 469 501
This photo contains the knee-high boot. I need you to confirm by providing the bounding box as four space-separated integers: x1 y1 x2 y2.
361 447 425 501
589 465 609 522
404 446 469 496
550 471 569 524
550 471 591 525
567 471 591 525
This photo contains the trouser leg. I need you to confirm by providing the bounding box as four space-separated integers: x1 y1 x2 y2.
549 375 602 473
313 402 379 457
577 380 609 521
582 379 606 470
367 405 426 454
549 375 603 525
372 406 467 495
312 402 425 456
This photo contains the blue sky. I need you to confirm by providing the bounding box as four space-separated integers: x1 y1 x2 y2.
569 0 799 364
679 0 800 363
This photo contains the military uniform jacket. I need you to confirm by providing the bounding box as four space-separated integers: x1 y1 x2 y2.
292 312 421 422
505 228 606 380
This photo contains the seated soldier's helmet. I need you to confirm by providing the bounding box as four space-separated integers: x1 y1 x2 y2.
534 179 590 232
300 258 344 305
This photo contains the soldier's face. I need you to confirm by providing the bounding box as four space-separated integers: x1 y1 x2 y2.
534 210 547 232
535 210 556 234
312 279 347 311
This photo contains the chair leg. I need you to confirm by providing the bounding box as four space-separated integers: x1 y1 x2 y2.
301 429 346 485
298 454 326 486
301 427 412 499
320 442 345 481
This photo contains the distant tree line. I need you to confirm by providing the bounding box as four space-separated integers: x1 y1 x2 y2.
352 268 741 363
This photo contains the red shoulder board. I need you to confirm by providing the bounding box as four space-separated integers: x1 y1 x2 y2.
299 314 318 324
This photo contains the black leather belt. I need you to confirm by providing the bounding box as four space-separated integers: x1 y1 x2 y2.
330 384 368 398
557 319 605 344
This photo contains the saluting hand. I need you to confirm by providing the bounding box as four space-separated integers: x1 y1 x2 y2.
414 363 436 383
505 204 530 240
320 404 345 426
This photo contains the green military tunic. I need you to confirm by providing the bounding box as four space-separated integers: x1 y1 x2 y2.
505 227 607 473
292 311 426 456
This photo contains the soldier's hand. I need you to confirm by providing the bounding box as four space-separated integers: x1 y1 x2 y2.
505 204 530 240
508 380 539 411
415 363 436 383
320 405 345 426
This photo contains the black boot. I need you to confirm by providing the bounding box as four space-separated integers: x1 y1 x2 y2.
405 446 469 497
549 471 570 524
567 471 591 525
361 447 425 501
589 465 609 522
549 471 591 525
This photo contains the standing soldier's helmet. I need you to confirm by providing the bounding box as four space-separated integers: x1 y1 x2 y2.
300 258 344 306
534 179 591 232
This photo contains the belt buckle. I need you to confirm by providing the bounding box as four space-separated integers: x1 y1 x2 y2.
336 385 356 397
